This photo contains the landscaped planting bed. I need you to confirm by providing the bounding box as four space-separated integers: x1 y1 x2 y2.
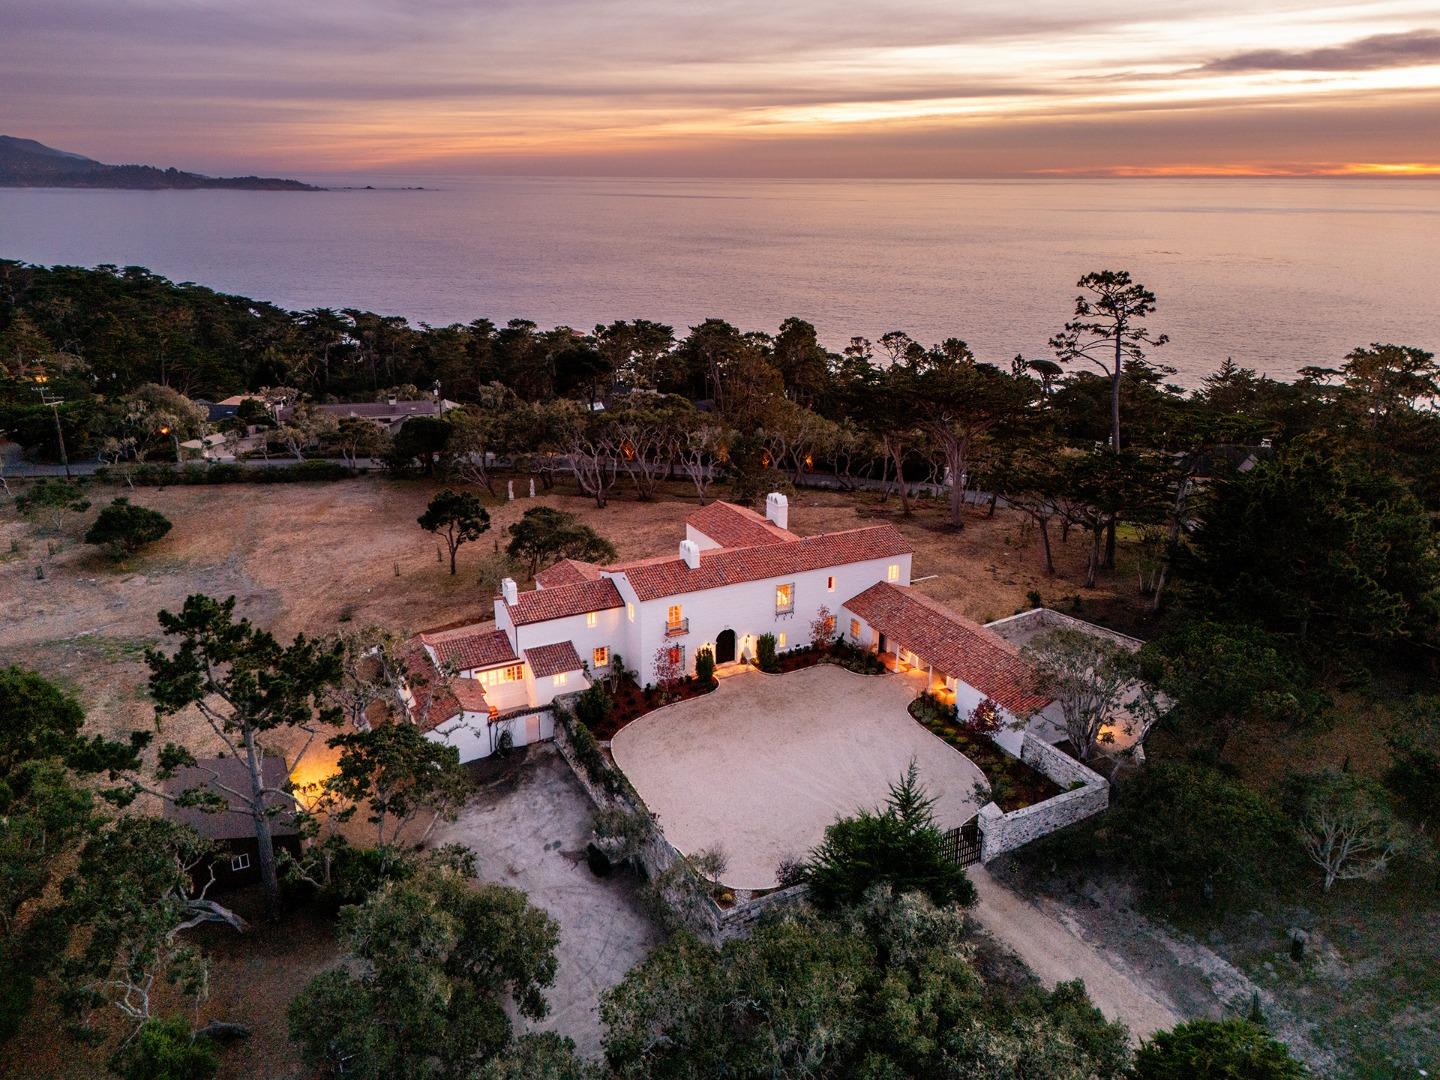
584 674 718 740
910 696 1062 812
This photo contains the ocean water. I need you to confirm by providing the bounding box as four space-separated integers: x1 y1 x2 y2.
2 176 1437 385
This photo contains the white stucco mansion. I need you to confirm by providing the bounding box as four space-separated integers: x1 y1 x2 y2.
403 493 1059 762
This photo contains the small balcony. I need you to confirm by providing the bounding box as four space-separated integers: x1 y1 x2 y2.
664 618 690 637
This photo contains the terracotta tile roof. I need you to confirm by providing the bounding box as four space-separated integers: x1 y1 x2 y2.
400 642 464 732
843 582 1052 716
507 577 624 626
449 678 491 713
534 558 605 588
524 640 584 678
420 625 518 670
612 524 910 602
686 501 795 548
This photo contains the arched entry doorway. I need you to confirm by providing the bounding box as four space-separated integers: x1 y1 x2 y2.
715 628 737 665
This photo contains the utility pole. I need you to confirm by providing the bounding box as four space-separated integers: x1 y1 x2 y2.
33 377 71 479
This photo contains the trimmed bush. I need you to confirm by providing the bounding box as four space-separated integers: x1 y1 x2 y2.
756 632 778 673
695 646 715 686
84 497 172 558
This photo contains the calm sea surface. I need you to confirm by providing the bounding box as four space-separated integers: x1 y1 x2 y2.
2 176 1437 385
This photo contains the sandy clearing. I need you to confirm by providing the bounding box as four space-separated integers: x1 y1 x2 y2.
610 665 986 890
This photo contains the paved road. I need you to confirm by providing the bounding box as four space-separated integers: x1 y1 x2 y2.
969 865 1182 1041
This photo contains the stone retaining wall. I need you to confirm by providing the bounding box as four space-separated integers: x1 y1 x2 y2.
551 704 804 943
977 732 1109 861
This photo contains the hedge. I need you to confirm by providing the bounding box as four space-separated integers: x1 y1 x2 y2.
98 461 361 486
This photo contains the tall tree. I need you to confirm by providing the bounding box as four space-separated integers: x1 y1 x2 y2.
1050 269 1168 455
144 595 343 917
418 489 491 576
505 506 616 579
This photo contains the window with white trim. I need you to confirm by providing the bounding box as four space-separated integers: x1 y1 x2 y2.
778 632 787 649
553 672 568 687
849 618 862 640
230 853 251 872
627 602 635 622
826 575 835 592
887 563 900 582
586 611 598 628
775 582 794 613
593 646 609 668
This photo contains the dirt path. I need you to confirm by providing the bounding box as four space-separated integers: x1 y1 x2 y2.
969 866 1183 1040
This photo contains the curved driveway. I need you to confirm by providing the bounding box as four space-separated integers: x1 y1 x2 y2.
611 665 986 890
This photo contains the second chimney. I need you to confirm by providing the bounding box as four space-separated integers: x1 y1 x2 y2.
501 577 519 605
765 491 789 531
679 538 701 569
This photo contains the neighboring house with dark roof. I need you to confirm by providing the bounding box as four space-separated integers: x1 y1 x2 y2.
162 756 301 890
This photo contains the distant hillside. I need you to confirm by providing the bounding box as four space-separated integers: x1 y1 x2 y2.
0 136 321 191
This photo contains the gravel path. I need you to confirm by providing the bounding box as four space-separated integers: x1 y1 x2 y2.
969 866 1183 1040
611 665 986 890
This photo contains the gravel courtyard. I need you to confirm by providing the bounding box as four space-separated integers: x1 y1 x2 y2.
610 665 987 890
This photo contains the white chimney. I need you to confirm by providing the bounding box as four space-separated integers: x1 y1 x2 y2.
679 538 701 569
765 491 789 531
501 577 519 605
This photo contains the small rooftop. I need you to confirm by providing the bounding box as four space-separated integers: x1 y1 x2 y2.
163 757 299 840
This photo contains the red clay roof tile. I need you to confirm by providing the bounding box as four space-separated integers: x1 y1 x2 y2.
612 524 909 602
507 577 624 626
685 501 795 548
524 640 585 678
534 558 605 587
843 582 1052 716
420 626 518 670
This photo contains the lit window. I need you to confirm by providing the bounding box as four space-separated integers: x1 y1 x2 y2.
593 646 609 668
627 602 635 622
586 611 598 628
478 664 524 687
824 615 836 635
230 853 251 872
826 575 835 592
849 618 861 640
775 582 794 612
667 645 684 667
553 672 568 687
887 564 900 582
778 632 787 649
667 604 683 627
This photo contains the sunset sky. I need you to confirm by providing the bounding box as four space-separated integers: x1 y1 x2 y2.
5 0 1440 178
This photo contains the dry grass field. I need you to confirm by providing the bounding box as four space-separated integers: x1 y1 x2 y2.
0 471 1148 1078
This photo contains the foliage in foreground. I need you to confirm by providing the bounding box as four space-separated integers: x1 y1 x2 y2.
288 859 561 1080
1134 1018 1308 1079
601 888 1130 1079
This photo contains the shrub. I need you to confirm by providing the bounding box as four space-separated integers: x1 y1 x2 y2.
755 633 778 673
775 855 807 889
1134 1018 1308 1079
574 682 613 730
119 460 356 485
108 1016 219 1080
694 646 715 686
1385 698 1440 827
1105 762 1291 910
804 762 976 911
963 696 1003 736
84 497 172 558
